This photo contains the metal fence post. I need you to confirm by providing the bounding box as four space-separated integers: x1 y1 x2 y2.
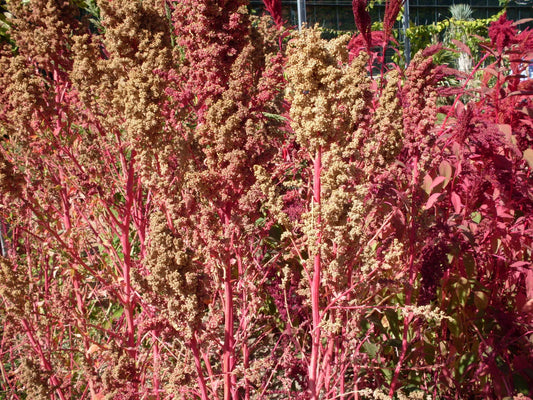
297 0 306 30
403 0 411 65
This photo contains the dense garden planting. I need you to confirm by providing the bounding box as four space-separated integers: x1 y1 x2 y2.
0 0 532 398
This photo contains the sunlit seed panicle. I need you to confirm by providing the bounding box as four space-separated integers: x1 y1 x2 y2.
18 358 51 400
402 48 444 176
284 27 376 294
144 212 209 341
0 151 24 199
368 70 404 168
285 27 371 152
400 305 452 325
0 257 29 316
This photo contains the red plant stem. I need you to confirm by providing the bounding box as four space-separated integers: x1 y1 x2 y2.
118 146 138 373
72 274 97 397
389 157 419 396
318 332 335 393
0 360 19 399
223 264 235 400
132 176 148 258
223 215 236 400
151 335 161 400
22 197 125 304
338 335 348 400
20 319 67 400
494 54 503 122
190 334 209 400
0 332 19 397
338 353 345 398
379 38 388 89
58 168 98 397
235 247 251 400
201 350 220 398
309 146 322 400
23 219 69 400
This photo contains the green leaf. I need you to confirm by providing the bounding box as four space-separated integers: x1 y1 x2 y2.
470 211 482 224
454 276 472 307
463 253 475 278
385 338 402 348
448 317 461 337
474 291 489 311
384 309 401 337
381 367 393 381
513 373 530 395
103 306 124 329
457 352 475 375
262 112 287 122
362 341 378 359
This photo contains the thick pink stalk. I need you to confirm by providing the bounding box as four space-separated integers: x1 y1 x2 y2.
223 262 235 400
201 350 220 398
223 218 236 400
318 334 335 394
236 248 251 400
118 146 137 366
389 157 419 396
58 168 98 398
20 319 67 400
309 147 322 399
151 335 161 400
190 335 209 400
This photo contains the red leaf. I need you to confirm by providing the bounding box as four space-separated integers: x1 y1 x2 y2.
526 268 533 300
496 205 513 219
483 66 499 78
352 0 372 49
439 160 453 181
451 39 471 56
451 191 462 214
422 174 432 194
510 261 531 272
262 0 283 27
424 192 442 210
497 124 512 135
429 176 446 193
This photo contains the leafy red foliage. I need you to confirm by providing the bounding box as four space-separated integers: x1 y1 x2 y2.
352 0 372 50
489 12 519 54
262 0 283 28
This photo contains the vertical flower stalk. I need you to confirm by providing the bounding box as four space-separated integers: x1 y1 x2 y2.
223 215 236 400
352 0 372 51
285 27 372 397
380 0 404 81
309 146 322 399
262 0 283 28
119 147 138 360
190 335 209 400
